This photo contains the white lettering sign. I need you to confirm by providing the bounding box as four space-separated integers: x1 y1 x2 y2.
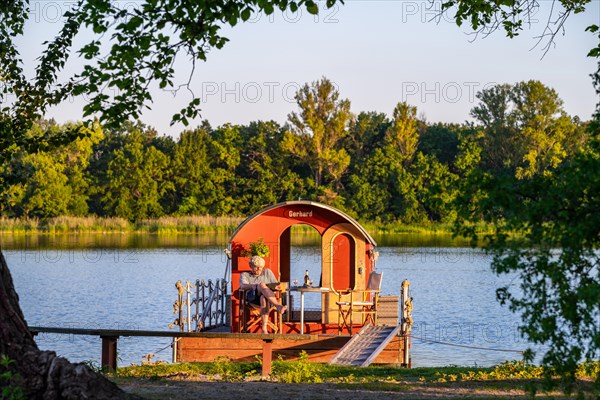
287 210 313 218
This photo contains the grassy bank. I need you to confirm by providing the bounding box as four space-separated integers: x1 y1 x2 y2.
111 358 599 399
0 216 487 236
0 215 245 234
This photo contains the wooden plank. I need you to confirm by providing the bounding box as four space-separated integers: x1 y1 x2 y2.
177 335 405 364
178 336 350 351
29 326 317 340
362 326 401 366
179 336 350 350
374 336 403 364
378 296 399 326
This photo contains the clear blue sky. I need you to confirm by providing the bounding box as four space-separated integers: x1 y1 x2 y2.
20 0 600 137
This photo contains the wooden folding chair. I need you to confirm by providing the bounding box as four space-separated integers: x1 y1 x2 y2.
238 288 283 333
336 271 383 334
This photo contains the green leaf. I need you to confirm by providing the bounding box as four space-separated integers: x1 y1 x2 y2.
128 15 143 30
228 14 238 26
585 24 598 33
305 1 318 14
241 7 251 21
587 47 600 58
263 3 274 14
92 23 105 34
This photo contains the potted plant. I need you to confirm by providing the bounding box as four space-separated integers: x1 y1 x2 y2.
241 238 270 257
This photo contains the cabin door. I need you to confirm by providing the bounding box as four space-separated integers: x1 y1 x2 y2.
331 233 356 292
322 226 362 323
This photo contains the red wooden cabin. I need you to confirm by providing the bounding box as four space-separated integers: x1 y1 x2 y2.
230 200 378 334
175 201 412 366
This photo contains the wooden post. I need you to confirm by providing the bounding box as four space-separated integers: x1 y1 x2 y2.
400 280 412 367
261 339 273 378
100 336 118 371
172 338 178 363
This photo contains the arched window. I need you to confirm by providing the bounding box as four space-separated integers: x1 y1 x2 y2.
279 224 321 286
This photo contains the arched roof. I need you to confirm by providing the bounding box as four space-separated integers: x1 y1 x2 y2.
229 200 377 246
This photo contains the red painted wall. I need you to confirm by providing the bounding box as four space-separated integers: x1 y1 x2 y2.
229 202 374 332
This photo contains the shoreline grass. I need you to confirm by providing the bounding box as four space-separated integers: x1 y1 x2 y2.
0 216 490 236
0 215 246 234
112 359 599 398
116 359 599 383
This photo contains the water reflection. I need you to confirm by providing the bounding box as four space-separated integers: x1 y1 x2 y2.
0 231 475 250
0 232 231 250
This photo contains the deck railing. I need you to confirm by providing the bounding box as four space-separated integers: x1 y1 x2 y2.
170 278 229 332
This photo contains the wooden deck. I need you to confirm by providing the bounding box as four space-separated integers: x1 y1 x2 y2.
29 326 319 376
29 323 409 375
182 294 408 365
28 294 409 373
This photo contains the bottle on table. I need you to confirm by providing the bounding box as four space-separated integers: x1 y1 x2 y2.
304 270 311 287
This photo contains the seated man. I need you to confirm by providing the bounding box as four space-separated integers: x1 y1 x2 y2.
239 256 287 333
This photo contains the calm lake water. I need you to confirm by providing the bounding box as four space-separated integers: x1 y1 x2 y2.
2 233 537 368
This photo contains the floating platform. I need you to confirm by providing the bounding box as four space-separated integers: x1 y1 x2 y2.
172 201 414 368
175 331 409 365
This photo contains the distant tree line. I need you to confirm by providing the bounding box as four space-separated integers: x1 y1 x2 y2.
0 78 590 224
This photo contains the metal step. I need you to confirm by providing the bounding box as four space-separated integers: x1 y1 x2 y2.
328 324 401 367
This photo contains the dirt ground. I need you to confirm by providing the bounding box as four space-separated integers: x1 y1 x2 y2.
116 378 537 400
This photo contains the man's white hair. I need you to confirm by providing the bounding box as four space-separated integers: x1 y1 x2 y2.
250 255 265 268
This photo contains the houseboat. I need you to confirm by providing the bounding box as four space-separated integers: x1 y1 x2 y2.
171 201 413 367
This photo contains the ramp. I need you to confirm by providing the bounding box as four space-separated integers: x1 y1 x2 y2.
328 324 401 367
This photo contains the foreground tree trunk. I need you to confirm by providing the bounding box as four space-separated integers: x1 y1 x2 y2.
0 251 137 399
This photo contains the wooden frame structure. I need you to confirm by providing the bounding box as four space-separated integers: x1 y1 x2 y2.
229 201 378 333
175 201 411 367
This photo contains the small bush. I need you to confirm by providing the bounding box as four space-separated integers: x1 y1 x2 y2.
273 351 323 383
208 356 257 381
0 355 25 400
